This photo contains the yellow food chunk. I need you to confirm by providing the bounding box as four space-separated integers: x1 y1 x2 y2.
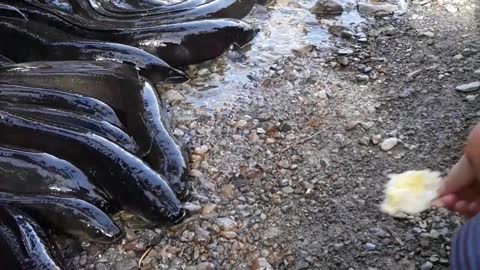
380 170 442 217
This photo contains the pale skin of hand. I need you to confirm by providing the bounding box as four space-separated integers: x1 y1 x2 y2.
432 123 480 218
432 156 480 218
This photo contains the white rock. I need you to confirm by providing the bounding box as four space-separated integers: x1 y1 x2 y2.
358 2 398 16
216 217 238 231
163 90 185 104
380 138 399 151
466 95 478 102
456 82 480 92
371 134 382 145
193 145 209 155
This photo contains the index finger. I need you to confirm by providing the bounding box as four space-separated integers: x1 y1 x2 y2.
438 155 475 196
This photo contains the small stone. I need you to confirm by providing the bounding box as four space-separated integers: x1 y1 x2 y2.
173 128 185 137
278 160 290 169
196 262 216 270
420 261 433 270
201 204 218 215
359 136 370 145
310 0 344 16
345 121 359 130
358 2 398 16
257 128 266 134
407 69 422 78
197 68 210 76
236 119 248 128
96 263 108 270
453 54 464 60
466 95 477 102
189 169 204 178
221 184 236 198
223 231 238 239
337 56 349 66
380 138 399 151
365 243 376 251
183 202 202 213
164 90 185 104
456 82 480 92
194 145 209 156
282 186 294 194
420 31 435 38
429 229 440 239
216 217 238 231
445 4 457 13
251 257 274 270
337 48 354 55
114 259 137 270
356 74 369 82
195 227 211 243
474 69 480 74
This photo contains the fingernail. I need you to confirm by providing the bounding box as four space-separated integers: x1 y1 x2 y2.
431 200 444 208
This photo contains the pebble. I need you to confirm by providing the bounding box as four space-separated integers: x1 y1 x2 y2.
95 263 108 270
194 145 209 156
356 74 369 82
380 138 399 151
407 69 422 79
310 0 344 16
201 204 218 215
197 68 210 76
456 82 480 92
420 261 433 270
114 259 137 270
357 2 398 16
184 202 202 213
466 95 477 102
237 119 248 128
251 257 274 270
278 160 291 169
365 243 376 251
282 186 295 194
445 4 457 13
196 262 216 270
337 56 349 66
474 69 480 74
371 134 382 145
173 128 185 137
420 31 435 38
453 54 464 60
164 90 185 104
216 217 238 231
337 48 354 55
195 227 211 243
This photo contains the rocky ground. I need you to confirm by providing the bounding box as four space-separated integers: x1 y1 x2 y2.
69 0 479 269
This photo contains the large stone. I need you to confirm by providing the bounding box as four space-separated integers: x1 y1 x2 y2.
357 2 398 16
310 0 343 16
380 138 399 151
456 82 480 93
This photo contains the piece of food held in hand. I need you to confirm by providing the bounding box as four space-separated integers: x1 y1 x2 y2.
381 170 443 217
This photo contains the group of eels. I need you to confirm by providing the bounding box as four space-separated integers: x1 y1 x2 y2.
0 0 259 268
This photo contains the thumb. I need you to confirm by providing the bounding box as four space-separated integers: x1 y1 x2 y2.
438 155 474 196
465 123 480 182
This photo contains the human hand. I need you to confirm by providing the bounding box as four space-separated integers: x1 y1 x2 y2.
432 123 480 218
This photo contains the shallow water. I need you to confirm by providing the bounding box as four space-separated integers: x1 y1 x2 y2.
180 0 364 108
